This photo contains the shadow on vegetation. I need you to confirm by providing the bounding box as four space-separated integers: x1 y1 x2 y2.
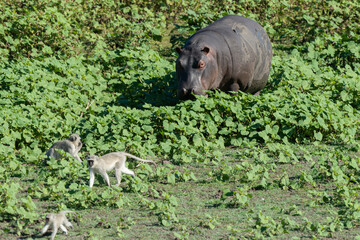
112 71 179 109
18 231 43 239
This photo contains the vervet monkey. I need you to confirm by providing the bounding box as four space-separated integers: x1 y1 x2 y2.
45 134 83 162
87 152 156 187
40 211 79 240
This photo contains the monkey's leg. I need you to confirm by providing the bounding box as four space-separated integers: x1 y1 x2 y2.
64 219 73 228
59 224 68 235
40 224 50 235
74 154 82 162
50 227 58 240
100 171 111 186
115 167 122 186
121 167 135 177
89 170 95 187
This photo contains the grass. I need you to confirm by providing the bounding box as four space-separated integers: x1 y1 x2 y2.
2 142 360 239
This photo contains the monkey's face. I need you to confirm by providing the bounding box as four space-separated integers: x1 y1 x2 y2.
69 134 81 143
87 155 97 168
88 160 94 167
45 214 54 223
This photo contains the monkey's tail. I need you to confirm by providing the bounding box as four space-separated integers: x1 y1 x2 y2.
59 210 75 214
121 152 157 166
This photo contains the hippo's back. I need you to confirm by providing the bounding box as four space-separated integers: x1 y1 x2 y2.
197 15 273 93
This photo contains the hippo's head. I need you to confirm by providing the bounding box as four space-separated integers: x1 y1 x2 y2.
175 46 217 100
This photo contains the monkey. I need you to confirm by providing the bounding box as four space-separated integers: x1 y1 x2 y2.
45 134 83 162
87 152 157 188
40 210 79 240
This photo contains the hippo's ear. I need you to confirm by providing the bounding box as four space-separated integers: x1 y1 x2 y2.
201 47 210 55
175 47 183 54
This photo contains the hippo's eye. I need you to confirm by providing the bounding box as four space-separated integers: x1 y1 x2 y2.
198 60 205 69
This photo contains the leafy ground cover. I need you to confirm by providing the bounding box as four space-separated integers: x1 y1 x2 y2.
0 0 359 239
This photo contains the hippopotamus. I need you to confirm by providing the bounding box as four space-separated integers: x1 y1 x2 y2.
176 15 272 100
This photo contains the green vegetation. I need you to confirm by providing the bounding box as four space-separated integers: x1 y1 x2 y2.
0 0 359 239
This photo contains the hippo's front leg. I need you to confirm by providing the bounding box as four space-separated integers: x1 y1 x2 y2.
229 82 240 92
253 91 260 96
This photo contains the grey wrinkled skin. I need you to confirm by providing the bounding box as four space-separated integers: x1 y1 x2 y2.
176 15 273 100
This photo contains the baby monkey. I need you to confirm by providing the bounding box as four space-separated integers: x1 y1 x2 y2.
87 152 156 187
40 210 79 240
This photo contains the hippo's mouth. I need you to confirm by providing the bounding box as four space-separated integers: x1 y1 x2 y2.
178 88 208 100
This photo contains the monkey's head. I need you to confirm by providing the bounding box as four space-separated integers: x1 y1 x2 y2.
68 134 81 143
69 134 83 149
45 213 55 223
87 155 98 168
